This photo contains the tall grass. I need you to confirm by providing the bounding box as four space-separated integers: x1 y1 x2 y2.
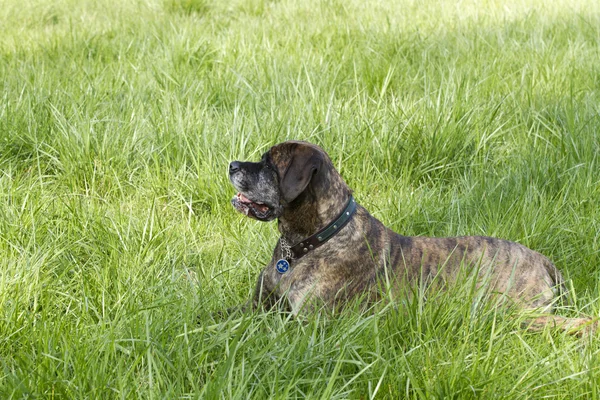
1 0 599 397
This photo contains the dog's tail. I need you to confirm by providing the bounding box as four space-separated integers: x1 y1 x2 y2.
525 259 598 338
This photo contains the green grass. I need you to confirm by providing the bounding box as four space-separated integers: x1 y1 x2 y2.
1 0 600 397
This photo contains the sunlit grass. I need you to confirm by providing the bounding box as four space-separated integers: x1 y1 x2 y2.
1 0 599 397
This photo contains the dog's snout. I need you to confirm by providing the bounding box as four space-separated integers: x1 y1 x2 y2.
229 161 241 175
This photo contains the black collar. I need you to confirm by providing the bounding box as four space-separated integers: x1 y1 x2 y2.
282 196 357 262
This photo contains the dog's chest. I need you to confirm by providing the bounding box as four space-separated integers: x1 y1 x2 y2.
266 257 314 294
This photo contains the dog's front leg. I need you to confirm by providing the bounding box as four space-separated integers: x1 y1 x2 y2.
251 270 281 311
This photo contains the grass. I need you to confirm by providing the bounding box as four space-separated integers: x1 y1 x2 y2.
1 0 600 397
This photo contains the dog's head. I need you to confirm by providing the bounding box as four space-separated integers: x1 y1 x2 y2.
228 141 326 221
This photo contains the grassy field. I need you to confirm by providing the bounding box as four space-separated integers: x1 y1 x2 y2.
1 0 600 397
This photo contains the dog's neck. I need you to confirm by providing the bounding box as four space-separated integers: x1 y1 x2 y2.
277 168 351 244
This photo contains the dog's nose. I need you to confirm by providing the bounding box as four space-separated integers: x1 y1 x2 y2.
229 161 241 174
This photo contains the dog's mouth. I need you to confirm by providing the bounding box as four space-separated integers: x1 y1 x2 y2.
231 192 276 221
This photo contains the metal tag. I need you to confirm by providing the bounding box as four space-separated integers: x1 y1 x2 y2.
276 259 290 274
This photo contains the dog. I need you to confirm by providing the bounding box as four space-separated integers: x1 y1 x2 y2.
228 140 593 335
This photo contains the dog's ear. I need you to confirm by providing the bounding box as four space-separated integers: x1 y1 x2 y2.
280 144 323 204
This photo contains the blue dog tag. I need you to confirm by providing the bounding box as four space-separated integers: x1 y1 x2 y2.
276 259 290 274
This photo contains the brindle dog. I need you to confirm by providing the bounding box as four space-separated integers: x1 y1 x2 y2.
229 140 593 335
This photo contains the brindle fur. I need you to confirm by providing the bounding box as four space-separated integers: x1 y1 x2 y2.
229 141 594 336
